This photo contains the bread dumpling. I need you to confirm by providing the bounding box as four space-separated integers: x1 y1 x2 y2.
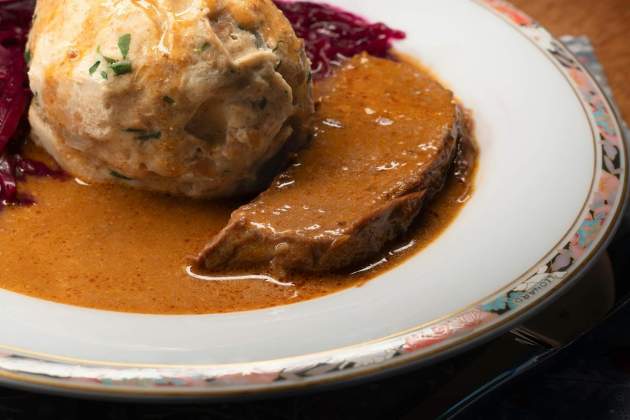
27 0 313 198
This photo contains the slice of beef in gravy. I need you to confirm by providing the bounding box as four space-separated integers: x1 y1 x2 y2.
197 53 465 274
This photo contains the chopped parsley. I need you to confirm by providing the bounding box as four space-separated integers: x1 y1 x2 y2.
110 170 133 181
136 131 161 141
117 33 131 59
196 42 211 53
123 128 146 133
94 34 133 79
97 47 116 64
111 60 132 75
124 128 161 141
24 49 31 65
162 96 175 105
89 60 101 75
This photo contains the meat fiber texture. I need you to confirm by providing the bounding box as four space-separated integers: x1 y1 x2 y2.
199 54 464 274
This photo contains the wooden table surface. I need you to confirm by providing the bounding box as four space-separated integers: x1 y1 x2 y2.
511 0 630 124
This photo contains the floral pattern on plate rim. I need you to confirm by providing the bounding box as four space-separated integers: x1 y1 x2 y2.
0 0 626 395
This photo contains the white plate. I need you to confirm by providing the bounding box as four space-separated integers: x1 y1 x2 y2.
0 0 627 398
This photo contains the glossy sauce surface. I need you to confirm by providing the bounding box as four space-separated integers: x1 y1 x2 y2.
230 54 457 239
0 63 476 314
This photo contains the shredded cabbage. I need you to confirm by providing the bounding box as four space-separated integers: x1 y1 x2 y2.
274 1 405 79
0 0 64 209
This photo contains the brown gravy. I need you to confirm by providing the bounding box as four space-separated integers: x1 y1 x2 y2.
0 67 477 315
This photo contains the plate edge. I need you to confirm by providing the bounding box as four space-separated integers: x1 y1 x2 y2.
0 0 628 398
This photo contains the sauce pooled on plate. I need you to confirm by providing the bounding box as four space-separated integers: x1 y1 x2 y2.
0 56 476 314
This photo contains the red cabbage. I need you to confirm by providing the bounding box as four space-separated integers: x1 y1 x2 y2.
0 1 31 152
273 1 405 79
0 0 64 210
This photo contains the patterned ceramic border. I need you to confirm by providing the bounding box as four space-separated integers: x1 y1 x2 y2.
0 0 627 397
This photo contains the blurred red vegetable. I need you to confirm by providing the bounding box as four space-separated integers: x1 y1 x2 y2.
273 1 405 79
1 0 64 209
0 0 32 151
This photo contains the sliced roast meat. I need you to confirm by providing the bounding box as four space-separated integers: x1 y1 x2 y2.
197 53 465 274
